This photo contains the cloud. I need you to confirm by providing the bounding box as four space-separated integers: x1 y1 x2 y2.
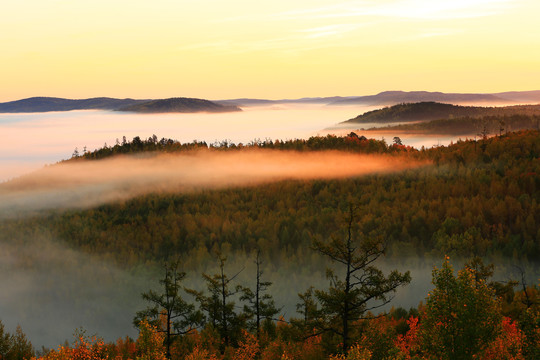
299 23 361 39
276 0 513 21
201 0 513 53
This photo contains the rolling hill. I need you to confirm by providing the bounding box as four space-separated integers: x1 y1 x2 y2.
0 97 148 113
342 102 540 124
0 96 241 113
118 97 241 113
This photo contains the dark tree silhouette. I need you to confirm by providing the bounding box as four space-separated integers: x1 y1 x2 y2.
313 205 411 353
188 253 244 352
134 261 201 359
239 250 281 338
293 286 319 334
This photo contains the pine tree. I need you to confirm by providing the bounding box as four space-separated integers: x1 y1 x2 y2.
134 260 202 359
313 205 411 353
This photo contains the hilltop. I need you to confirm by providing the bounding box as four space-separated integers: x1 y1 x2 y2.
118 97 241 113
0 96 240 113
0 97 148 113
342 102 540 124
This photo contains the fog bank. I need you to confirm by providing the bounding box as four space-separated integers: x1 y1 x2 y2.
0 150 427 217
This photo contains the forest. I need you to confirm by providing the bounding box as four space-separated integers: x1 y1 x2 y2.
0 130 538 359
366 114 540 136
343 102 540 124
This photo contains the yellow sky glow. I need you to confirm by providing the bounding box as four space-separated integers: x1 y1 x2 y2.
1 0 539 101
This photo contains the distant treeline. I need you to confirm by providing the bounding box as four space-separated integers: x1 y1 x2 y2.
344 102 540 124
71 133 399 161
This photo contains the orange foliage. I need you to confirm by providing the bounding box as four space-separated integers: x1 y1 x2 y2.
183 345 221 360
395 316 420 360
134 320 166 360
232 331 259 360
260 334 324 360
482 317 525 360
33 333 109 360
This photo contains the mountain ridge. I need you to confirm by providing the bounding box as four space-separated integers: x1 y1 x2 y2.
2 90 540 113
0 97 239 113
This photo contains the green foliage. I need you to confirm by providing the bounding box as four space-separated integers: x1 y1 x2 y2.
0 321 34 360
420 258 503 360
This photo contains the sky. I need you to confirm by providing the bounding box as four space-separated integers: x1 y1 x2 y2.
1 0 540 101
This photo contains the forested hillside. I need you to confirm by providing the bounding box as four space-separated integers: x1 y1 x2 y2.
343 102 540 124
2 130 538 267
0 130 538 359
368 114 540 135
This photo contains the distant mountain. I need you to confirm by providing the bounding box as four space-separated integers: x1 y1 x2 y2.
343 102 540 124
330 91 510 106
493 90 540 103
216 96 357 107
118 97 241 113
218 91 540 107
0 96 240 114
0 97 148 113
3 90 540 113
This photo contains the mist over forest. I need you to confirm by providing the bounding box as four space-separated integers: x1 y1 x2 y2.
1 127 538 356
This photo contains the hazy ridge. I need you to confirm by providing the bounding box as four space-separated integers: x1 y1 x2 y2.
3 90 540 113
0 97 239 114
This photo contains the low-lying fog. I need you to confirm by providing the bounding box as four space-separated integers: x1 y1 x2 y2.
1 235 534 350
0 150 427 217
0 104 458 181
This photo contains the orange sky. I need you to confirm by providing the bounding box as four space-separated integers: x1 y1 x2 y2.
1 0 539 101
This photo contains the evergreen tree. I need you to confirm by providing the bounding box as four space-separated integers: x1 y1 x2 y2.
239 250 281 338
188 253 245 352
134 260 201 359
313 205 411 353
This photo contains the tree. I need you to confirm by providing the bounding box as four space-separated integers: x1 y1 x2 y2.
188 253 245 351
135 320 167 360
0 320 12 360
295 286 319 331
134 261 201 359
239 250 281 339
420 257 502 360
393 137 403 146
313 206 411 353
8 325 34 360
